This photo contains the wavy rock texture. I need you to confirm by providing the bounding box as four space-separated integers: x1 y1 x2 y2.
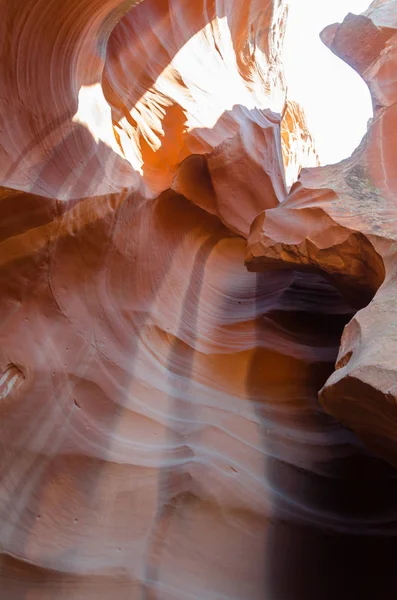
247 0 397 467
2 0 397 599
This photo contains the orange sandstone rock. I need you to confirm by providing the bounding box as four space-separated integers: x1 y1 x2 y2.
2 0 397 598
281 100 320 189
246 0 397 467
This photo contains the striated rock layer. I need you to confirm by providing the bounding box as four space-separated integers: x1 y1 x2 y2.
1 0 397 599
246 0 397 468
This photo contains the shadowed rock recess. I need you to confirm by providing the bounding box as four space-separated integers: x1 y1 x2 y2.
1 0 397 598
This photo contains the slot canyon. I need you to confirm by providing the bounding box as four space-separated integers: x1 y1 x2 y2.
1 0 397 598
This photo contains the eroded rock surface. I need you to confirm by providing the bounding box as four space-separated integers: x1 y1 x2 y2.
247 0 397 467
1 0 397 599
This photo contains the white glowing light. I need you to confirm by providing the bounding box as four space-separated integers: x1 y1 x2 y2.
284 0 373 166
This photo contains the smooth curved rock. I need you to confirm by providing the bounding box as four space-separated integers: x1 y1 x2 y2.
246 0 397 467
0 0 291 202
2 0 397 598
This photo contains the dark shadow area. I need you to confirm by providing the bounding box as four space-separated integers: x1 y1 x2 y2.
249 271 397 599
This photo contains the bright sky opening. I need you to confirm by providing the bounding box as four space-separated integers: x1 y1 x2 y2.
284 0 373 166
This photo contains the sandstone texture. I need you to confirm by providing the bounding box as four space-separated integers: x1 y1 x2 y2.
1 0 397 599
247 0 397 468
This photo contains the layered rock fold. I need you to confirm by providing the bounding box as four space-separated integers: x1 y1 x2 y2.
1 0 397 598
246 0 397 467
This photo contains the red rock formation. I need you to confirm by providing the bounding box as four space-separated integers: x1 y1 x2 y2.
246 0 397 467
2 0 397 598
281 100 320 189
